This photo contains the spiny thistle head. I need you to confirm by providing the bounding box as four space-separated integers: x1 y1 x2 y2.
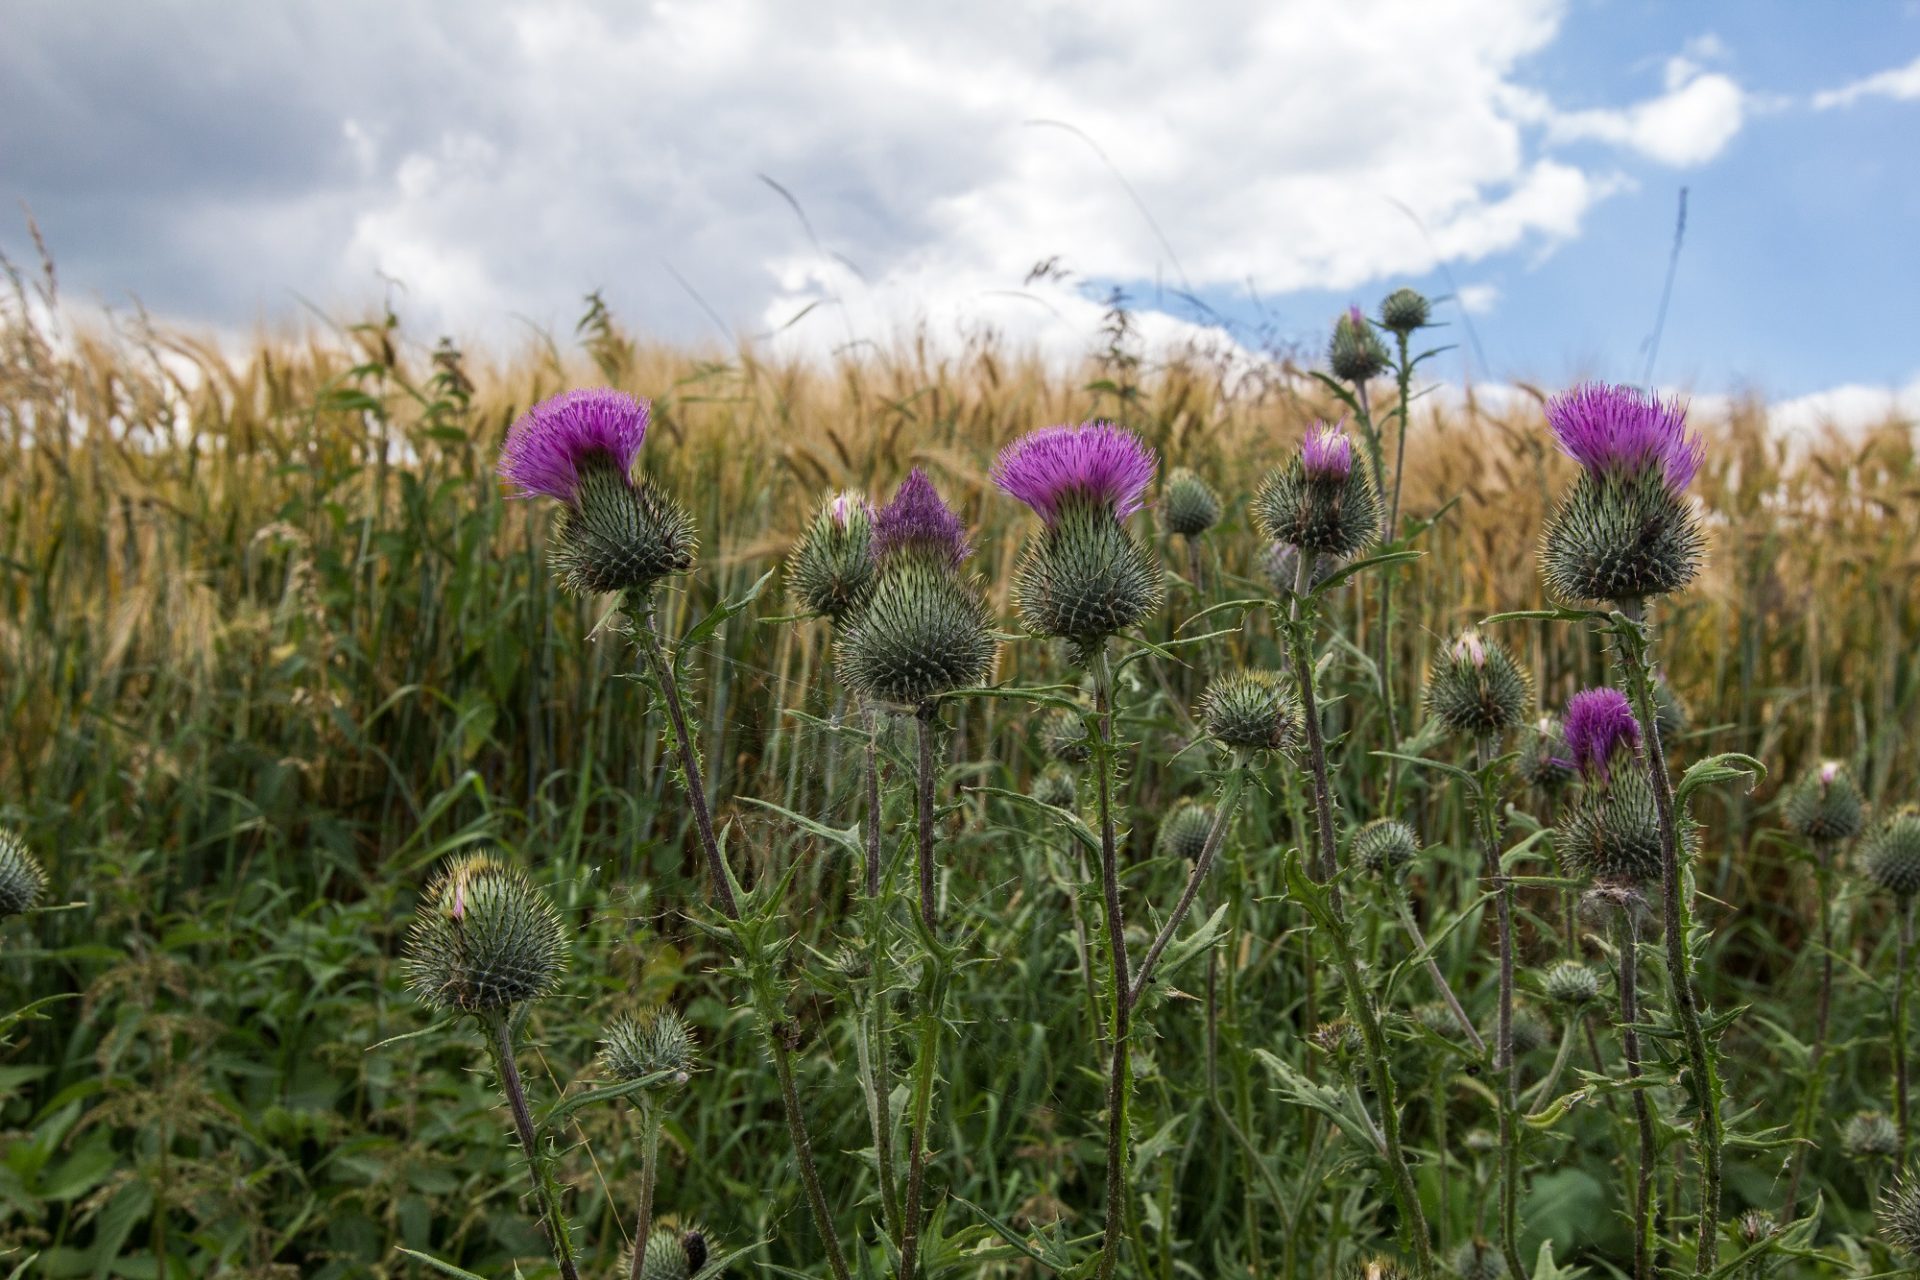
787 490 876 622
997 423 1164 645
1379 287 1432 337
1541 960 1600 1008
1351 1258 1410 1280
1310 1017 1364 1062
1516 716 1574 794
1861 809 1920 899
1561 769 1666 887
1880 1174 1920 1256
1842 1109 1900 1160
600 1008 697 1091
1157 802 1216 862
1038 707 1092 764
835 560 995 709
403 854 567 1014
1541 383 1705 604
1451 1237 1507 1280
873 468 971 570
1425 630 1530 739
1161 466 1222 537
1353 818 1420 880
1199 670 1302 755
500 389 696 596
627 1220 711 1280
1329 304 1390 384
1737 1210 1777 1248
1254 421 1380 559
1784 760 1865 845
1261 542 1342 597
1560 687 1642 784
0 828 48 918
1031 764 1079 809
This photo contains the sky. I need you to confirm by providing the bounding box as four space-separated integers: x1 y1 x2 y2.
3 0 1918 419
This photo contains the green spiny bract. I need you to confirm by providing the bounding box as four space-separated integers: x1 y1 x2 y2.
1156 802 1215 862
835 560 996 709
786 493 875 622
403 853 568 1014
1425 630 1530 739
1451 1236 1507 1280
1253 456 1380 559
1541 960 1600 1008
0 828 47 917
1379 287 1432 337
1351 1258 1410 1280
1842 1109 1900 1159
1516 716 1573 794
1540 465 1703 604
1031 764 1078 809
1261 542 1342 596
1161 466 1221 537
1880 1175 1920 1256
1038 707 1091 764
600 1008 696 1090
1862 810 1920 898
1199 670 1301 754
1560 770 1666 886
1784 762 1865 844
627 1221 712 1280
1310 1017 1364 1062
1353 818 1420 880
551 463 697 597
1012 501 1163 644
1329 308 1390 384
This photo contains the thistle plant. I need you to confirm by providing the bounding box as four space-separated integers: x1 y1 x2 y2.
1535 381 1733 1271
994 419 1168 1278
1861 810 1920 1154
600 1009 697 1280
1781 759 1868 1218
403 853 577 1279
0 828 48 919
1356 817 1483 1054
1425 628 1529 1279
1162 465 1221 592
501 387 851 1277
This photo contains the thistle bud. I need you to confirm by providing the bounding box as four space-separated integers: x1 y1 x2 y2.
1254 421 1380 559
404 854 568 1014
1199 670 1302 755
1156 802 1216 863
629 1221 711 1280
1451 1237 1507 1280
1509 1005 1550 1058
996 422 1164 646
787 491 876 622
1038 707 1092 764
1329 305 1390 384
1031 764 1079 810
1379 287 1432 337
1161 466 1222 538
1843 1109 1900 1159
0 828 48 918
1783 761 1865 845
1881 1176 1920 1256
600 1008 697 1091
1352 1258 1409 1280
1310 1017 1364 1062
1353 818 1420 880
1737 1210 1776 1249
1862 810 1920 899
1540 383 1705 605
1425 630 1529 739
1561 770 1666 887
1541 960 1600 1008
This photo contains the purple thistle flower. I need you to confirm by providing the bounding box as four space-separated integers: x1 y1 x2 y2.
498 388 649 503
1301 420 1354 480
1546 382 1704 494
1347 304 1366 328
829 490 869 529
1559 686 1642 782
991 420 1158 525
873 468 970 568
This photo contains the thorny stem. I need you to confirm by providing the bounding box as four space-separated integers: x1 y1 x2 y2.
1616 600 1724 1272
631 604 850 1280
1391 892 1487 1057
1783 839 1837 1221
1896 897 1914 1156
1287 551 1340 886
899 706 951 1280
1089 646 1134 1280
1390 329 1413 536
627 1103 663 1280
1475 735 1526 1280
1615 910 1657 1280
865 703 884 899
485 1012 581 1280
859 703 904 1243
915 707 941 935
1129 763 1249 1009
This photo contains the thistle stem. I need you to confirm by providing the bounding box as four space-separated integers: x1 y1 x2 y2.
899 706 951 1280
484 1013 580 1280
1128 763 1248 1009
1783 839 1837 1221
860 704 904 1244
1391 892 1486 1057
767 1024 854 1280
1090 646 1134 1280
1287 553 1340 886
1524 1018 1580 1116
1614 910 1656 1280
1475 735 1526 1280
1896 896 1914 1156
915 706 939 934
627 1104 663 1280
1616 601 1724 1272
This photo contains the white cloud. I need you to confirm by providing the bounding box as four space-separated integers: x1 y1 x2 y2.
1763 375 1920 438
1813 54 1920 110
1544 59 1746 167
1456 283 1500 314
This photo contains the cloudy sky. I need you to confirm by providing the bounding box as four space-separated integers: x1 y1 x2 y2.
4 0 1918 409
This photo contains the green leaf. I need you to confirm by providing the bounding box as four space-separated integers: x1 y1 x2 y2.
1152 903 1232 988
1675 752 1767 809
678 567 776 655
1481 606 1609 626
973 787 1101 858
1310 548 1423 595
392 1248 491 1279
737 797 864 859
